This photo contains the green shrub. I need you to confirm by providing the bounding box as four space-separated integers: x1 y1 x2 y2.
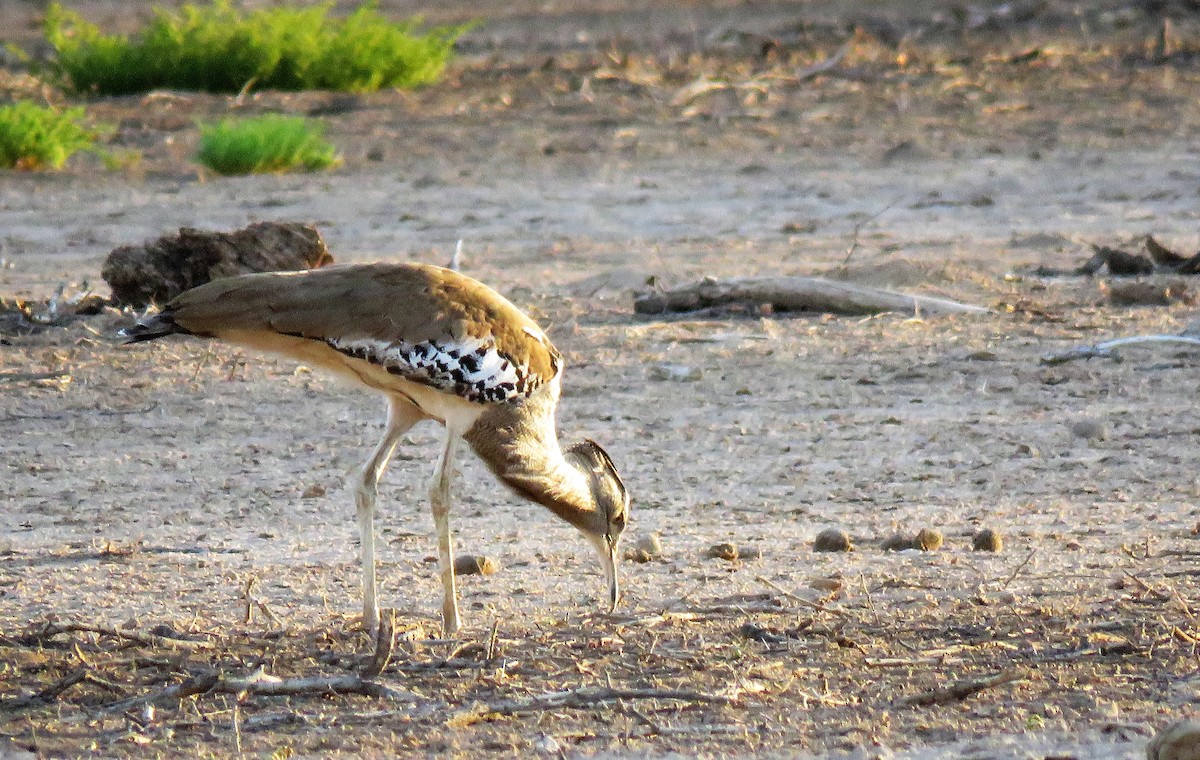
45 1 468 96
0 101 98 169
197 114 339 175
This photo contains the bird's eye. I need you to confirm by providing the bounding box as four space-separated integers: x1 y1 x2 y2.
612 513 626 528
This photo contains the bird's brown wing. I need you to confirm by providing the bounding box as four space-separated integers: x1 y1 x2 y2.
165 262 561 391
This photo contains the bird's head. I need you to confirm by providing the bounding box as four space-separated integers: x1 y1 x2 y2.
565 439 629 612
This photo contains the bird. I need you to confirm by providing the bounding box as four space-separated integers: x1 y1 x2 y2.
122 262 629 636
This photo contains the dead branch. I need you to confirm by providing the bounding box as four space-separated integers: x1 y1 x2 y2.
101 671 413 715
101 673 221 715
448 686 736 726
20 622 215 650
0 371 71 384
1040 335 1200 365
217 672 410 700
0 668 128 713
0 671 88 712
635 276 989 317
896 669 1027 707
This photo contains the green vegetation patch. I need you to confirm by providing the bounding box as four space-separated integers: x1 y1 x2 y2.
197 114 339 175
45 1 468 95
0 101 98 169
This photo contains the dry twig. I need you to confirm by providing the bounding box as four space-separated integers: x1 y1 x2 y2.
1040 335 1200 366
101 671 412 715
20 621 215 651
896 669 1027 707
448 686 735 726
1001 548 1037 591
754 575 845 616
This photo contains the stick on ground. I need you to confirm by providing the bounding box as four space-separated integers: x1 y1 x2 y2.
448 686 736 727
896 669 1027 707
635 276 989 317
101 671 414 715
1040 335 1200 365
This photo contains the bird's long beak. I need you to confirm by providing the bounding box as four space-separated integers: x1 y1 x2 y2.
604 537 620 613
591 534 621 613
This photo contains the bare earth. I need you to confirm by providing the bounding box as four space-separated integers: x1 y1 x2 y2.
4 1 1200 757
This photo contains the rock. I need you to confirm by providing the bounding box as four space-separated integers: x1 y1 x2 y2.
706 542 740 561
973 527 1003 552
301 483 326 499
103 221 334 308
1069 418 1108 442
453 555 499 576
634 532 663 558
809 578 844 593
881 533 912 552
1147 718 1200 760
705 542 760 561
626 532 664 563
739 621 788 644
913 528 944 552
813 528 853 553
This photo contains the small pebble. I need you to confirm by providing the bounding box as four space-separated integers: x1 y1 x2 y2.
625 533 666 563
1069 418 1108 441
913 528 944 552
453 555 499 576
973 527 1003 552
634 532 663 558
1146 718 1200 760
813 528 853 553
881 533 911 552
809 578 843 593
706 542 740 561
703 542 761 561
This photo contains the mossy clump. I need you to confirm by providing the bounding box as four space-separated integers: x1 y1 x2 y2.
196 114 339 175
0 102 99 170
45 1 469 95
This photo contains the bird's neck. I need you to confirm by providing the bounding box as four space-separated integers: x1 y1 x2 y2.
463 392 598 531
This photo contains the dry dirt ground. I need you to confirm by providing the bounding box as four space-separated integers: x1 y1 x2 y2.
5 1 1200 758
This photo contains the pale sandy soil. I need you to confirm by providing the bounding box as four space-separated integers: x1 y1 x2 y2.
3 1 1200 758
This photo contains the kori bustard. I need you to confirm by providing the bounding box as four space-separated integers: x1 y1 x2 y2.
124 262 629 635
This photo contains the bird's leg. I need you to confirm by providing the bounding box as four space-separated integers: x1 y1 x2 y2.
355 400 421 636
429 430 462 635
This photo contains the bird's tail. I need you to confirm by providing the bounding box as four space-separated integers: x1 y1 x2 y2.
120 309 189 344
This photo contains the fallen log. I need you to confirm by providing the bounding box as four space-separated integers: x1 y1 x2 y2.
103 221 334 308
634 276 989 317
